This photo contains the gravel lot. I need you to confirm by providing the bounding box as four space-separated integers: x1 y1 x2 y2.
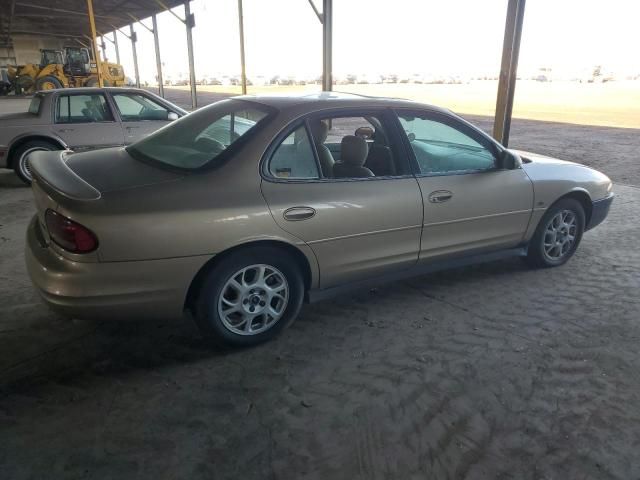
1 92 639 479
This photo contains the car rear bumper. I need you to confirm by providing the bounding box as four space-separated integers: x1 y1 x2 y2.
586 193 614 231
25 215 211 321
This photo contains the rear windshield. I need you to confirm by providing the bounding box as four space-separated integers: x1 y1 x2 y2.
126 99 273 170
28 95 43 115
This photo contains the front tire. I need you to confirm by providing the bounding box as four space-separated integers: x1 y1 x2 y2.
12 140 58 185
525 198 585 268
194 247 304 348
35 75 63 91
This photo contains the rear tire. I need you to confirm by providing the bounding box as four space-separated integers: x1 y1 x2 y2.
194 247 305 348
12 140 58 185
524 198 585 268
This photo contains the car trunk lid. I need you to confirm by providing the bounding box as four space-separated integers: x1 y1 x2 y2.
29 147 184 203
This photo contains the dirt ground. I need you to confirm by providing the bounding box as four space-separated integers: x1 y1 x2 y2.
166 81 640 129
1 92 640 479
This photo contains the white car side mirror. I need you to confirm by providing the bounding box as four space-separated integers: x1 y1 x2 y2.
167 112 179 121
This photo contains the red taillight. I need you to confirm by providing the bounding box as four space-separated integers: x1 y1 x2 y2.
45 209 98 253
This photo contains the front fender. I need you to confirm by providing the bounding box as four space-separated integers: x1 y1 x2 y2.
522 160 612 207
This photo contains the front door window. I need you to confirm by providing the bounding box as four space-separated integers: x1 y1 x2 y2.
112 93 171 122
397 112 497 174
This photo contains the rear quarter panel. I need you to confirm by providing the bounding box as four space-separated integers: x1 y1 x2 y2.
0 96 62 167
51 135 321 287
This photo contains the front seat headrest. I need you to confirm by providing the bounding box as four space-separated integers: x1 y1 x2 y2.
341 135 368 166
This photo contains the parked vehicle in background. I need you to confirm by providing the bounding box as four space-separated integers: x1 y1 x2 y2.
24 93 613 348
1 47 126 95
203 76 222 85
248 75 268 86
0 87 186 183
270 75 294 86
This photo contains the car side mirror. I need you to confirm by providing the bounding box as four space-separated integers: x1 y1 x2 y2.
167 112 179 121
499 150 520 169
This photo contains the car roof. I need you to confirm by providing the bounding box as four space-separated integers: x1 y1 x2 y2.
234 91 451 114
35 87 151 95
33 88 450 115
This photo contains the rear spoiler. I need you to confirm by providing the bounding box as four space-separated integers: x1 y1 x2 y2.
29 150 101 201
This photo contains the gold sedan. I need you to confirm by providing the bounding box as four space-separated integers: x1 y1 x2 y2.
25 93 614 347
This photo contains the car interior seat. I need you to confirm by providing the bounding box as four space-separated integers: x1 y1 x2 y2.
82 97 107 122
307 120 334 177
365 144 395 176
333 135 374 178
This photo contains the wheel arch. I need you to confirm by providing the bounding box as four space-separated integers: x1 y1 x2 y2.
557 188 593 226
183 239 315 314
7 135 67 168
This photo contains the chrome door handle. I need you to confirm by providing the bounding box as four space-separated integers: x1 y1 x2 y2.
428 190 453 203
126 126 140 130
283 206 316 221
56 128 74 133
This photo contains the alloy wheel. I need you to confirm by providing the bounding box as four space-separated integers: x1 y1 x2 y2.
217 264 289 335
543 209 577 261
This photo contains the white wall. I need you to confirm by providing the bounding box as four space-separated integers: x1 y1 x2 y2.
9 35 71 65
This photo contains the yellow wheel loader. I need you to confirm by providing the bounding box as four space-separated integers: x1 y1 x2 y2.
63 46 125 87
2 47 125 95
6 50 69 95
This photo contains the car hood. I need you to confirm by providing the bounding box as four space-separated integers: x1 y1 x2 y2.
29 147 184 201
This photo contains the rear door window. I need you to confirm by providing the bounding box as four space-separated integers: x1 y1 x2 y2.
314 113 408 178
55 94 114 124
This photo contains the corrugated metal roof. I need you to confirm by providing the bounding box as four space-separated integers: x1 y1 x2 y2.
4 0 186 41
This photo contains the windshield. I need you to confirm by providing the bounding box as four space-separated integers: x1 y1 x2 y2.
126 99 273 170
